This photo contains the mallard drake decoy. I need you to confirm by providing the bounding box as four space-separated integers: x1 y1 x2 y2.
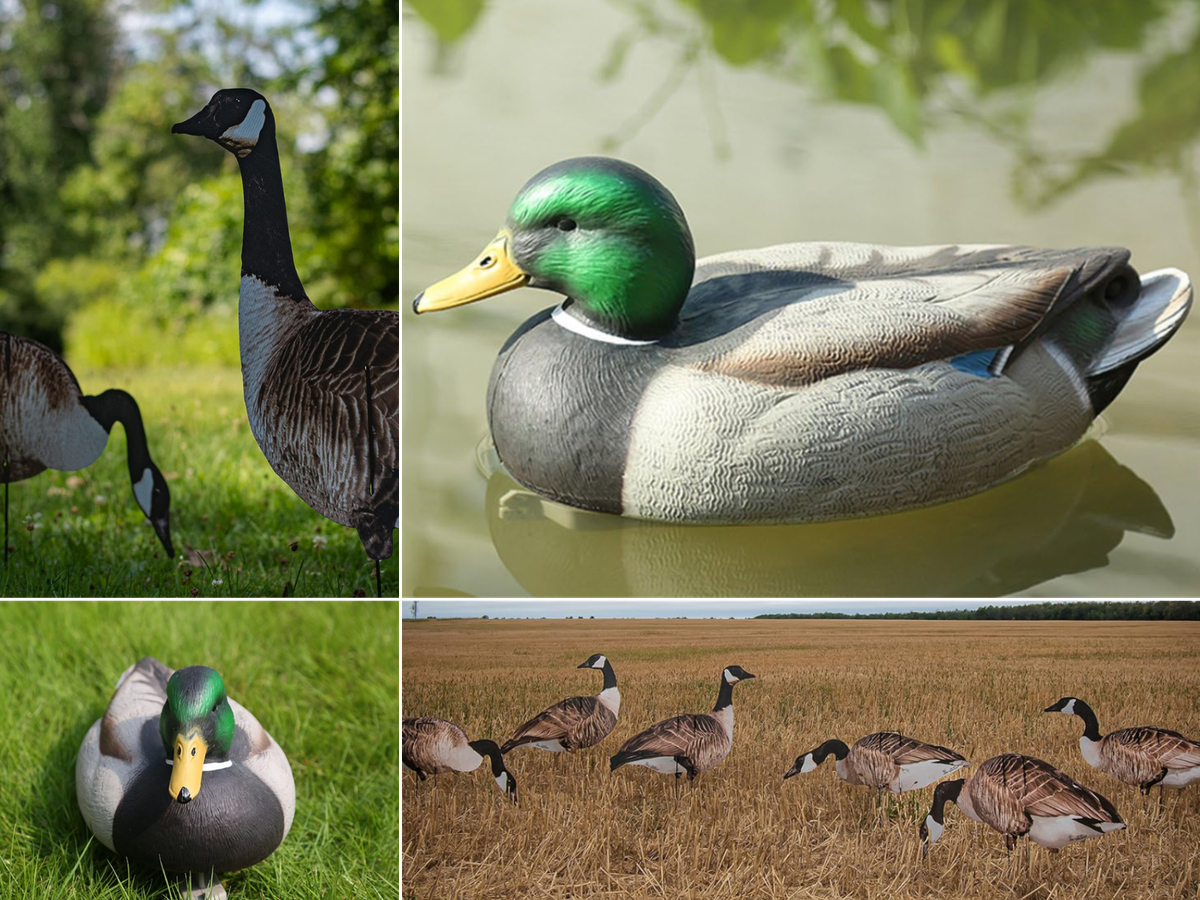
784 732 968 793
1044 697 1200 798
610 665 754 782
402 717 518 804
0 332 173 557
500 653 620 754
920 754 1124 857
171 89 398 595
413 156 1193 524
75 658 295 900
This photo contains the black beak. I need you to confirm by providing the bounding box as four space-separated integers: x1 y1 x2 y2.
1042 704 1058 713
412 292 425 314
177 786 192 804
172 108 215 137
153 515 174 558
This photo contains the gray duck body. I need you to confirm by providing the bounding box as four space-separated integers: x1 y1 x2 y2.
488 242 1191 523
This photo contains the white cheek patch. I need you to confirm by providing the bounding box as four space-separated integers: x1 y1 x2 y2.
593 655 607 669
799 753 817 774
495 772 508 793
724 668 737 683
924 815 943 844
133 467 153 516
1063 699 1076 715
221 99 266 151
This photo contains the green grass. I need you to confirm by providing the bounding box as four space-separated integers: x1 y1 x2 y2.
0 600 399 899
0 366 395 597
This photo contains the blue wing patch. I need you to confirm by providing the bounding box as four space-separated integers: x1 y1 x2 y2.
950 348 1005 378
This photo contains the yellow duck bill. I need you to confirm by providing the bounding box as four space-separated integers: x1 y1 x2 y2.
413 232 529 313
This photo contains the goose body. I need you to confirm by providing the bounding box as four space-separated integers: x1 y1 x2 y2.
921 753 1124 853
402 717 518 803
1045 697 1200 792
501 653 620 754
75 658 294 897
172 90 398 568
610 665 754 780
0 332 173 555
414 157 1193 524
785 732 968 792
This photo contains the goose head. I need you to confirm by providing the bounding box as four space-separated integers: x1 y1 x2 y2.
578 654 608 669
414 157 696 342
173 89 273 159
160 665 236 804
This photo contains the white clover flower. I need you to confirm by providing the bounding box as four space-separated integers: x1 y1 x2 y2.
312 535 328 547
212 579 223 586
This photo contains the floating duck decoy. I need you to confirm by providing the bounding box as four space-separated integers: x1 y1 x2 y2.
0 332 173 558
414 156 1192 524
1044 697 1200 801
172 89 398 596
75 658 295 900
920 753 1124 861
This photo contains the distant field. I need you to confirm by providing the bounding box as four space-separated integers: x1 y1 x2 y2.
402 618 1200 900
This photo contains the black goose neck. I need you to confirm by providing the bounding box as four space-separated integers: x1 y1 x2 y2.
815 739 850 764
468 739 506 777
600 659 617 691
929 779 964 824
714 676 736 712
82 390 149 471
1073 700 1102 741
236 133 308 302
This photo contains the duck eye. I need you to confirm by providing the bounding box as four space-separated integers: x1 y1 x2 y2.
556 217 577 232
176 746 181 757
191 747 196 757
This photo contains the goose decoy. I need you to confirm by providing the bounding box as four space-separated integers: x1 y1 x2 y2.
1044 697 1200 799
0 332 172 558
75 658 295 900
785 732 968 794
413 156 1192 524
172 89 398 595
610 665 754 783
500 653 620 754
402 717 518 804
920 753 1124 857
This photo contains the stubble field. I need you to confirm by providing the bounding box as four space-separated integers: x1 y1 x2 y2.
402 618 1200 900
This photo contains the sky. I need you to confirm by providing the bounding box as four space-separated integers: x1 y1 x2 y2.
404 601 1037 619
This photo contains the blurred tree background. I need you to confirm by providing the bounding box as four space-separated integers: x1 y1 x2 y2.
0 0 398 362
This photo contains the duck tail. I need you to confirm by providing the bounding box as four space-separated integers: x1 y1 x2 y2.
1084 267 1192 413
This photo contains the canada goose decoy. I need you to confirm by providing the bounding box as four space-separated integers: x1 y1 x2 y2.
1044 697 1200 800
920 754 1124 858
402 717 518 804
76 658 295 900
413 156 1192 524
172 89 397 596
610 665 755 783
501 653 620 754
784 732 968 794
0 332 173 559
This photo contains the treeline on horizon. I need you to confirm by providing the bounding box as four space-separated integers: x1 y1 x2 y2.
756 601 1200 620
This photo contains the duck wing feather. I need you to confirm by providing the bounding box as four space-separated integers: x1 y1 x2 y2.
502 695 615 753
613 713 724 766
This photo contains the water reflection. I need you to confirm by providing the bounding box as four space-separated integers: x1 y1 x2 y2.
485 440 1173 597
405 0 1200 208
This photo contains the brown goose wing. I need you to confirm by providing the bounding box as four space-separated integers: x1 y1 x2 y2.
873 732 967 765
403 717 464 776
256 309 398 556
612 713 723 766
999 756 1121 822
502 695 615 753
1111 726 1200 770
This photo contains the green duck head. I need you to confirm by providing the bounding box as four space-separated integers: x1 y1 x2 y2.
159 665 236 804
414 157 696 341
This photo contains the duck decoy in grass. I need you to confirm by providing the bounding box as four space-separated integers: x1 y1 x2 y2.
413 156 1192 524
1044 697 1200 801
403 717 518 804
76 658 295 900
785 732 968 794
920 754 1124 860
0 332 173 559
172 89 397 596
500 653 620 754
610 665 754 785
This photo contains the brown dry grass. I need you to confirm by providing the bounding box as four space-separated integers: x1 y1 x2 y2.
402 618 1200 900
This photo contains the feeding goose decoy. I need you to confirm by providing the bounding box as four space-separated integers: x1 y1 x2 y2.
610 665 754 784
413 156 1192 524
785 732 968 794
75 658 295 900
920 753 1124 859
402 717 518 804
0 332 173 558
1044 697 1200 799
501 653 620 754
172 89 398 595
